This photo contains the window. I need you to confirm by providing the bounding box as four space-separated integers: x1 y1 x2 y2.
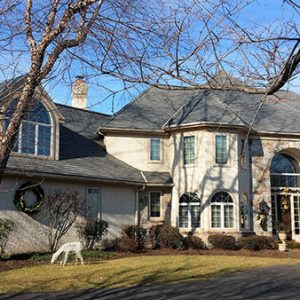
240 204 250 230
5 100 52 157
215 135 227 164
150 138 161 161
183 136 195 165
211 191 234 228
149 192 161 218
87 188 101 220
179 193 201 228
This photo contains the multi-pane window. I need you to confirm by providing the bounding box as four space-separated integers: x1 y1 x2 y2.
211 191 234 228
87 188 101 220
150 138 161 161
5 100 52 157
215 135 227 164
183 136 195 165
179 193 201 228
149 192 161 218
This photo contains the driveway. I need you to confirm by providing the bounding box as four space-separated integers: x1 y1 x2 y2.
1 265 299 300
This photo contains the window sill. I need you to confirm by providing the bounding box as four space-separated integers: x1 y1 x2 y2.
11 152 54 160
148 160 163 164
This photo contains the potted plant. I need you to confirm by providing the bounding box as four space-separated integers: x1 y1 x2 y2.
275 221 287 251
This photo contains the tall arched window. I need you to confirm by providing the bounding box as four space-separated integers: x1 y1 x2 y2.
5 99 52 157
270 153 297 187
211 191 234 228
179 192 201 228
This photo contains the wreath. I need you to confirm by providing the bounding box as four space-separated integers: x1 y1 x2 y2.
14 182 44 214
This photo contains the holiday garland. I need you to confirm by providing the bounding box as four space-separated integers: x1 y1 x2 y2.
14 182 44 214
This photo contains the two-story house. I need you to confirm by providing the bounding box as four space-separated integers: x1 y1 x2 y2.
1 74 300 253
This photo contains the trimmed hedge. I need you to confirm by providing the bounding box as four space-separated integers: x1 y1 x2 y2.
239 235 278 251
117 225 147 252
208 234 237 250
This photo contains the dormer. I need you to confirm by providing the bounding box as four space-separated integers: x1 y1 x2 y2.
3 83 64 160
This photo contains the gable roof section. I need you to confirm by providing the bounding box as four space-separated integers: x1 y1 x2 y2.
104 87 300 134
5 103 173 185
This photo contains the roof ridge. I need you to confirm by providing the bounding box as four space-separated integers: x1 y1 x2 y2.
55 102 111 117
105 86 153 126
162 90 203 128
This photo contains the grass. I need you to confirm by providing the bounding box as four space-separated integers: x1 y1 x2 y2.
0 255 299 293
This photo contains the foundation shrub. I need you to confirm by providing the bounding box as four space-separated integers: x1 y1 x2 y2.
184 232 206 250
148 225 163 249
118 225 147 252
239 235 278 251
159 224 184 249
287 241 300 249
101 238 118 251
208 234 237 250
116 236 136 252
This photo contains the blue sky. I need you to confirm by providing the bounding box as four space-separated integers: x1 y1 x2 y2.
1 0 299 115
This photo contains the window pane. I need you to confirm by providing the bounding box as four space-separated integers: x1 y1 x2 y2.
224 205 234 228
215 135 227 164
179 205 189 227
150 138 160 161
211 205 221 228
38 125 51 156
87 188 100 220
191 205 201 228
150 192 161 217
21 122 35 154
4 119 19 152
184 136 195 165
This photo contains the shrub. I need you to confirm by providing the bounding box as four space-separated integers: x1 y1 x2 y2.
0 219 15 258
120 225 147 252
159 224 184 249
77 220 109 250
287 241 300 249
208 234 236 250
239 235 278 251
185 232 205 250
117 236 136 252
101 238 118 251
148 225 163 249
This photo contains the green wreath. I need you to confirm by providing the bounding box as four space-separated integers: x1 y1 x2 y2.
14 182 44 214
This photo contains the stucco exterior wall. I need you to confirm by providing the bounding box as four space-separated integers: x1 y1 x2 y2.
105 134 169 172
168 130 241 238
0 176 136 254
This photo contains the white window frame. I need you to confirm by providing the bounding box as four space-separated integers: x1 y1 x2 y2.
179 202 201 229
149 191 162 219
86 187 101 221
211 192 234 229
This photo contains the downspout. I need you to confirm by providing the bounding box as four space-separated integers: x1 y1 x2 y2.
135 171 147 226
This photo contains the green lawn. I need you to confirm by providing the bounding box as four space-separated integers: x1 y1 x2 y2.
1 255 299 293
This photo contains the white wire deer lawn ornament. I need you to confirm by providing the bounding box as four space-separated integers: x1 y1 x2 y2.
51 242 84 266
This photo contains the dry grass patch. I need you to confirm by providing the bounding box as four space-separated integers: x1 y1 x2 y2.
0 255 299 293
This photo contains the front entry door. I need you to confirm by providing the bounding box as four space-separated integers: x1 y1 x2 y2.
271 190 300 242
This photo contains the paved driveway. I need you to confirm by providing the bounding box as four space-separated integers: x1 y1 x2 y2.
1 265 300 300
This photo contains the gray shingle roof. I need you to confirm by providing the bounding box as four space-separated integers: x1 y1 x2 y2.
6 103 172 185
105 87 300 134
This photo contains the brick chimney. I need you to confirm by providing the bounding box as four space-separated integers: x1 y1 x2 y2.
72 75 88 109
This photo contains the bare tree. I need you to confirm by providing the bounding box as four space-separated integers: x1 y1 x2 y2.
40 191 81 252
0 0 300 183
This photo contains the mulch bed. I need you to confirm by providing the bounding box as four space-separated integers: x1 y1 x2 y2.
1 248 300 273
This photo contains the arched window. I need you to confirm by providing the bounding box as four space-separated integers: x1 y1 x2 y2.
211 191 234 228
271 153 297 187
179 192 201 228
5 99 52 157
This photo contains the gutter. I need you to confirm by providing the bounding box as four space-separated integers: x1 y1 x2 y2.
135 171 147 226
4 169 174 188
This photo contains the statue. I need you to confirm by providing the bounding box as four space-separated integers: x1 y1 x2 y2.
51 241 84 266
256 199 270 231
